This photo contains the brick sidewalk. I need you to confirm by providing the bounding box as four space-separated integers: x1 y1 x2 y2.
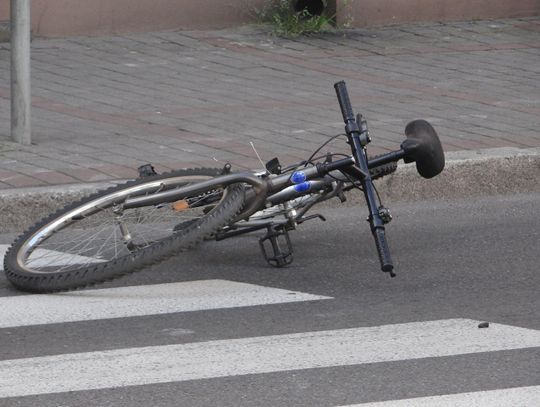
0 18 539 189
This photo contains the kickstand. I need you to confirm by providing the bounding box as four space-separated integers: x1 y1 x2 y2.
259 225 293 267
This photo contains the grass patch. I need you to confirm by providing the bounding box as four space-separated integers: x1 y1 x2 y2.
255 0 337 37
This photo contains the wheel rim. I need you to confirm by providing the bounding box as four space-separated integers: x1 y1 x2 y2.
16 175 224 274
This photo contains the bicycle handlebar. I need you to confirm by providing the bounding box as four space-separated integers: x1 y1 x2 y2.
373 227 395 276
334 81 355 123
334 80 395 276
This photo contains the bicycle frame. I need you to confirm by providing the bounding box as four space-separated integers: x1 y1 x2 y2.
122 148 404 267
121 81 436 276
123 153 400 214
4 80 445 293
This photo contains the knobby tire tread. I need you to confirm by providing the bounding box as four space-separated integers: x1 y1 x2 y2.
369 155 398 180
4 168 245 293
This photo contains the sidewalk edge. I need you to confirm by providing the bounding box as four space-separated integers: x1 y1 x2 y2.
1 148 539 233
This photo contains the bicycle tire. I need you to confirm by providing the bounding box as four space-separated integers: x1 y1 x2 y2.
369 157 398 180
4 168 245 293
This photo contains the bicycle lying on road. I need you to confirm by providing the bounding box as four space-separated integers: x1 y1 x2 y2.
3 81 445 292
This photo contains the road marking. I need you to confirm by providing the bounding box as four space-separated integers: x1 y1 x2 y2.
1 319 539 398
337 385 540 406
0 279 332 328
0 244 8 270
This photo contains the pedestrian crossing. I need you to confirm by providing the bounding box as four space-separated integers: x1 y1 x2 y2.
1 243 539 405
0 244 8 268
0 279 331 328
1 318 539 398
339 386 540 406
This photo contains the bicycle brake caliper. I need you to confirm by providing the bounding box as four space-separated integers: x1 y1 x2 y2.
378 206 392 224
137 164 157 178
221 163 232 175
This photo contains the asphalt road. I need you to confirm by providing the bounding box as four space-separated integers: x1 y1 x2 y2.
0 193 539 406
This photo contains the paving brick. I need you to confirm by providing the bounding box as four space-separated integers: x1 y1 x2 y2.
32 171 79 185
0 170 18 181
3 174 47 188
65 168 114 183
89 164 139 179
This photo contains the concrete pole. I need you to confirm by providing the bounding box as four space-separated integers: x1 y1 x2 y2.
10 0 31 145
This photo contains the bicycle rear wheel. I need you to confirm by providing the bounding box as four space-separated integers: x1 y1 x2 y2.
4 168 245 293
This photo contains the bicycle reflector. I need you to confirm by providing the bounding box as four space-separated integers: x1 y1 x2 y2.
173 200 189 211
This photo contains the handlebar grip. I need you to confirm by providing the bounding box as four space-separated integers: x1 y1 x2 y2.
334 81 355 123
373 228 395 276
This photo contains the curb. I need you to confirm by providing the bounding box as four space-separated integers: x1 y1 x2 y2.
376 147 540 202
0 22 9 43
1 148 539 233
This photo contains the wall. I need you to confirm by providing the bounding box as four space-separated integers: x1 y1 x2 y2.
337 0 540 27
0 0 265 37
0 0 539 38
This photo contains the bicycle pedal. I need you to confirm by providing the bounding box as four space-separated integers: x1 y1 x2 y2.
259 226 293 267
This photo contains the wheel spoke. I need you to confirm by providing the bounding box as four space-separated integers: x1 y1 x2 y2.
19 180 226 273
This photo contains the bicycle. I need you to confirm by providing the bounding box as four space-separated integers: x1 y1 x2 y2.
3 81 445 292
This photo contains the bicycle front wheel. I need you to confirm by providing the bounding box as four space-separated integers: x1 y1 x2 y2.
4 168 245 292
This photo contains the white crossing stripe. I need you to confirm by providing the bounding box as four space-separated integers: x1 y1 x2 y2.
0 279 332 328
338 385 540 406
0 244 8 270
1 319 539 398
